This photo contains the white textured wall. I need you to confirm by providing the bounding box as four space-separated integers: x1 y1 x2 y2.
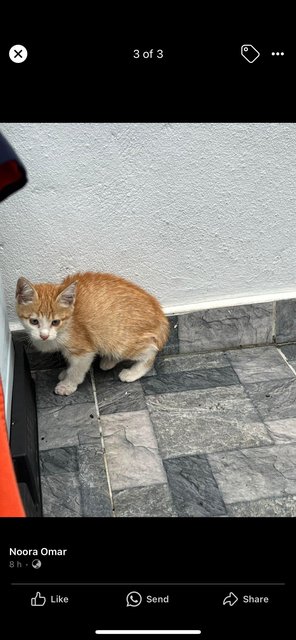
1 122 296 322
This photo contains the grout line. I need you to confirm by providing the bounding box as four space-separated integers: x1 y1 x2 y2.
89 368 115 516
276 348 296 377
272 300 276 342
163 440 280 466
224 493 296 508
170 341 277 357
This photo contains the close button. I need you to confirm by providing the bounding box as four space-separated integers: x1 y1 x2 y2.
9 45 28 63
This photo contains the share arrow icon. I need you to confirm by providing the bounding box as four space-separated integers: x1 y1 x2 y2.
223 592 239 606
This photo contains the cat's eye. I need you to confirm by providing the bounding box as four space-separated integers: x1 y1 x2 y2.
29 318 39 326
51 320 60 326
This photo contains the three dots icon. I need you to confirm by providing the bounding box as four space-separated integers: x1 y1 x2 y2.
271 52 284 56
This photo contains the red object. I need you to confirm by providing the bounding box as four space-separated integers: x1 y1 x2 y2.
0 378 25 517
0 159 23 189
0 159 24 191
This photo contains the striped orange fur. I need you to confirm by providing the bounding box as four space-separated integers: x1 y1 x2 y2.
16 272 169 395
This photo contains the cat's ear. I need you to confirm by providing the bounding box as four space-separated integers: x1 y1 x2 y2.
15 277 38 305
56 282 77 307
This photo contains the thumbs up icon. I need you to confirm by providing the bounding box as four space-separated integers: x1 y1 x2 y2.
31 591 46 606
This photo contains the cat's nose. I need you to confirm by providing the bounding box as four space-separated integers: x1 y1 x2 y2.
40 334 49 340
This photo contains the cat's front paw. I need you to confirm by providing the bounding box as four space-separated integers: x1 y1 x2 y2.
119 368 138 383
54 381 77 396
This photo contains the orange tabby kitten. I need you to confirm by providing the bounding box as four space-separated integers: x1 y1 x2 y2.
15 272 169 396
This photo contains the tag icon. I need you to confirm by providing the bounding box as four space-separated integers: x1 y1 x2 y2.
241 44 260 63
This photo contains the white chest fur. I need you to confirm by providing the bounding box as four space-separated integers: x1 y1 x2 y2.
31 338 60 353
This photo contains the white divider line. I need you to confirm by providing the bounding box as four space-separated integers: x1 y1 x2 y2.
95 632 201 636
163 290 296 316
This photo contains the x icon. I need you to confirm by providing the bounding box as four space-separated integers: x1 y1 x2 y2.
9 44 28 63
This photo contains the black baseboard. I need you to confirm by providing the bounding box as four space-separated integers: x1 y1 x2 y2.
10 336 43 517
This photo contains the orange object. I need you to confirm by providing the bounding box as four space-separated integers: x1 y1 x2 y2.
0 377 25 516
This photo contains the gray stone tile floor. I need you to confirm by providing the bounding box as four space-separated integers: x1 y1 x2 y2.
31 343 296 517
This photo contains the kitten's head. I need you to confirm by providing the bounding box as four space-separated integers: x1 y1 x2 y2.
15 277 77 343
